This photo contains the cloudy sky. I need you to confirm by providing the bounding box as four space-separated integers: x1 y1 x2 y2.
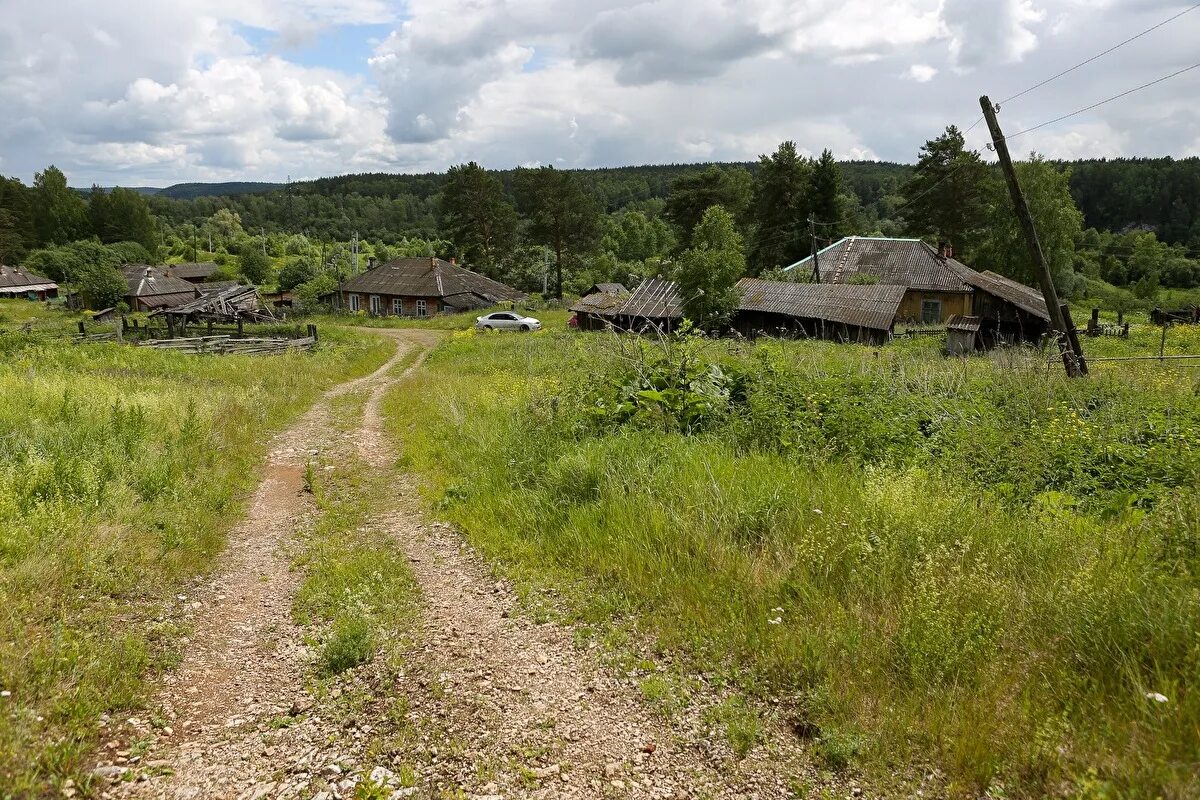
1 0 1197 186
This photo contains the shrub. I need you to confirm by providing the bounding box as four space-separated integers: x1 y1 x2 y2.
318 615 374 675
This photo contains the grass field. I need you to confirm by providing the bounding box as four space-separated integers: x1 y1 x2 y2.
382 325 1200 798
0 301 392 795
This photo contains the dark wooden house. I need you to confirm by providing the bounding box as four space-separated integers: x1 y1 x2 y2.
952 268 1050 345
0 265 58 300
734 279 905 344
336 257 525 316
592 278 682 333
121 265 200 311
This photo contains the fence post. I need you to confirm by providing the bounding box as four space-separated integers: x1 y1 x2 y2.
309 324 318 342
1117 309 1124 326
116 316 123 344
1160 322 1168 362
1089 308 1099 335
78 321 86 335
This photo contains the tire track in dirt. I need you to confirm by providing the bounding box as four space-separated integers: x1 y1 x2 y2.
99 331 424 800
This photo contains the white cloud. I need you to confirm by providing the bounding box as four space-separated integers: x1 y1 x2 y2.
944 0 1044 70
906 64 938 82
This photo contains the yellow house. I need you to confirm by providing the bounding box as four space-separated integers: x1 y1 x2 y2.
784 236 973 324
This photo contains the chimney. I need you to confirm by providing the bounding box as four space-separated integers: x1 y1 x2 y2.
368 256 376 270
430 256 437 268
449 257 456 265
946 243 954 259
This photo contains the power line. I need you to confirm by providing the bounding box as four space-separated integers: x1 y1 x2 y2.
999 2 1200 106
1005 62 1200 141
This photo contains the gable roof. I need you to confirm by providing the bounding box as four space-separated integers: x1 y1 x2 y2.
736 278 906 332
571 288 630 314
604 278 682 320
0 265 57 292
121 264 200 300
784 237 973 293
340 257 526 303
585 282 629 296
167 262 220 280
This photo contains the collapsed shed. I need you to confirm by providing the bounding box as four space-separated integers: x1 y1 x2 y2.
734 279 905 344
149 284 271 325
569 283 629 330
122 265 200 311
596 278 683 333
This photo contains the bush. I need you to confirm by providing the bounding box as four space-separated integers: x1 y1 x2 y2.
238 248 271 285
278 257 316 292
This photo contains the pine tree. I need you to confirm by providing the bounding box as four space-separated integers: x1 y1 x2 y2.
899 126 996 256
438 162 518 278
747 141 811 274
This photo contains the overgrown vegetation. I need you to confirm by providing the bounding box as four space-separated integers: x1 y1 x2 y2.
0 301 392 795
384 327 1200 798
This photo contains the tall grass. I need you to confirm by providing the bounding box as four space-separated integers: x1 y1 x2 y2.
0 301 392 794
383 327 1200 798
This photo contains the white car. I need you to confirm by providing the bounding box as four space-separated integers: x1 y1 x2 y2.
475 311 542 332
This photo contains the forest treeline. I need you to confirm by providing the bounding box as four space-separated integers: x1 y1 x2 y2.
2 131 1199 310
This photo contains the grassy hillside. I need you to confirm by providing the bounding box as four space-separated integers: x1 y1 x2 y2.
383 326 1200 798
0 301 392 794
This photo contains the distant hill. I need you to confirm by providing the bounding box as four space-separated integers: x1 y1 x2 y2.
156 181 284 200
74 186 163 197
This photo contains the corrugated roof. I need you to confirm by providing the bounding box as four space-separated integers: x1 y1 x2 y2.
167 262 220 280
587 282 628 295
0 265 57 291
736 278 905 332
963 270 1050 320
784 237 973 292
340 257 526 303
604 278 682 320
122 265 200 299
946 314 982 332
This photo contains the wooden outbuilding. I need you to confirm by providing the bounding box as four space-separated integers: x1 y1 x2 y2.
734 279 905 344
951 268 1050 345
569 283 629 330
592 278 682 333
945 315 983 354
166 262 221 284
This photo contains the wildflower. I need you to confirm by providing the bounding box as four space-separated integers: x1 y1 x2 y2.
813 508 823 515
1145 691 1169 704
768 617 782 625
0 690 10 698
772 607 784 613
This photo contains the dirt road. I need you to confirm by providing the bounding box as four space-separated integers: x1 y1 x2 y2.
97 329 817 800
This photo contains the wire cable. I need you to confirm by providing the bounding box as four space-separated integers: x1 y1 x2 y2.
999 2 1200 106
1005 62 1200 140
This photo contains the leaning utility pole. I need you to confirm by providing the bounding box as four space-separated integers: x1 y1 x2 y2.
808 214 822 283
979 95 1087 377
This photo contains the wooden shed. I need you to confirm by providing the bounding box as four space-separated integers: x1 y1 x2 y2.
945 314 983 355
733 279 905 344
569 284 629 331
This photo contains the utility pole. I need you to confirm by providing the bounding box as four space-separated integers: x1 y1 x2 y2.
542 247 549 296
808 214 822 283
352 233 360 276
979 95 1087 377
261 227 267 255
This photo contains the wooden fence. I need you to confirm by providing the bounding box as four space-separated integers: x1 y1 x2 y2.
136 334 317 355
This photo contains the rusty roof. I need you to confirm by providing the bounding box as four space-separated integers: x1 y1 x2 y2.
961 269 1050 320
603 278 682 320
785 237 973 293
0 264 57 291
736 278 906 331
946 314 982 332
340 257 526 303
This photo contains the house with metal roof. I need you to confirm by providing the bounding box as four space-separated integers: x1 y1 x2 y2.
784 236 973 324
590 278 683 333
336 257 526 316
121 265 200 311
948 267 1051 347
734 279 906 344
0 265 58 300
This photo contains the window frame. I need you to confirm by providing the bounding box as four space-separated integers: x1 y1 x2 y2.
349 294 360 312
416 299 427 318
392 298 403 316
920 299 942 324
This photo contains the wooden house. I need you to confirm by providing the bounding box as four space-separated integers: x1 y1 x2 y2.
951 268 1050 345
784 237 973 324
734 279 905 344
336 257 525 316
122 265 201 311
0 265 58 300
591 278 682 333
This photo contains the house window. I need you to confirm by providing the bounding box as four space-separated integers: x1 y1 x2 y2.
392 298 403 315
416 299 427 318
921 299 942 323
369 295 381 314
349 294 360 312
